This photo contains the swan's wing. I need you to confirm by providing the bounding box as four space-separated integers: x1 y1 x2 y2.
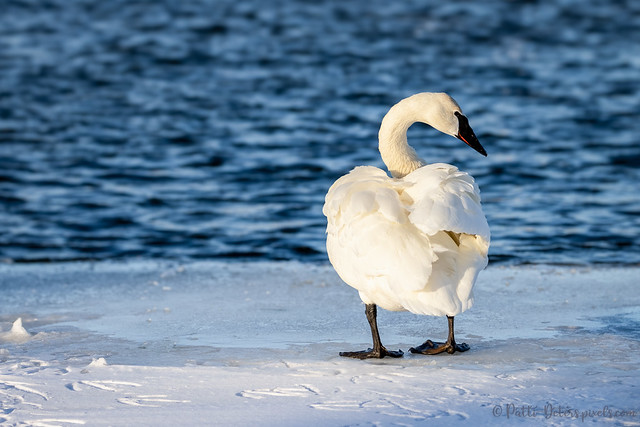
402 163 490 241
323 166 436 308
396 163 489 315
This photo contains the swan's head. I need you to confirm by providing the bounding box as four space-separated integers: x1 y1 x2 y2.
410 92 487 157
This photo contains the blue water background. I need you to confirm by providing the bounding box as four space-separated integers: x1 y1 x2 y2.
0 0 639 265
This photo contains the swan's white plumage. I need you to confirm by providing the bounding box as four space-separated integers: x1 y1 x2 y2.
323 164 488 316
403 164 489 240
323 92 489 317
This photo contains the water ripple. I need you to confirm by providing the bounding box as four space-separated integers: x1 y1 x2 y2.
0 0 639 265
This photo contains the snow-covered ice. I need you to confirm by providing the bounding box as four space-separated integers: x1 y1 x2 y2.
0 261 638 426
0 319 32 344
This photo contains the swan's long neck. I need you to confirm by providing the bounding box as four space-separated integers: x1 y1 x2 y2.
378 99 426 179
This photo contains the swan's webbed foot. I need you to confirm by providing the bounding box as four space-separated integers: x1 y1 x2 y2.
410 315 469 355
340 347 404 359
342 304 404 359
409 339 469 355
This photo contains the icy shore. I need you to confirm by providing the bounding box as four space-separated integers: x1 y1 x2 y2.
1 261 639 426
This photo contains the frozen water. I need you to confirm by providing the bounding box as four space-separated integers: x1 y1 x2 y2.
0 261 639 425
0 318 32 344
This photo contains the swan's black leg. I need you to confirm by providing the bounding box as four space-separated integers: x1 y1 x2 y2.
340 304 404 359
410 316 470 355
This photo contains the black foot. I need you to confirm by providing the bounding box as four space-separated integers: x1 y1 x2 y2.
409 340 470 355
340 346 404 359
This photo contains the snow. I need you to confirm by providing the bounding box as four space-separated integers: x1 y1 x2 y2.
0 319 32 344
0 261 639 426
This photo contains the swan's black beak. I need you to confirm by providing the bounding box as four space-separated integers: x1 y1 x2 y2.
455 112 487 157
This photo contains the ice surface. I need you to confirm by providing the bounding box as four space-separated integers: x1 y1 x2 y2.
0 261 639 426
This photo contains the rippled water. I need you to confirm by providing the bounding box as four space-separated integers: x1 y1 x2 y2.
1 0 639 265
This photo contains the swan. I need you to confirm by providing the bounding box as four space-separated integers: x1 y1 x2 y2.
323 92 490 359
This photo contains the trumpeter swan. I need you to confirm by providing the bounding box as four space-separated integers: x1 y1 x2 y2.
323 92 490 359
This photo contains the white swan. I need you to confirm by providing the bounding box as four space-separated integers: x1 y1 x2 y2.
323 92 490 359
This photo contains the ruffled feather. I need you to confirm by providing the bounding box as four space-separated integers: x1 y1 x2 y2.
323 164 489 316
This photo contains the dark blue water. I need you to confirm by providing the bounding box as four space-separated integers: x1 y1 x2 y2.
1 0 639 265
